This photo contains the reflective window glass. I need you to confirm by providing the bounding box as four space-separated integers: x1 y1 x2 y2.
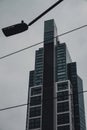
30 106 41 117
31 87 41 96
57 91 68 101
57 82 68 91
57 125 70 130
57 113 69 125
30 96 41 106
29 118 40 129
57 101 69 113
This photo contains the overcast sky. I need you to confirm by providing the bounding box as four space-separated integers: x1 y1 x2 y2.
0 0 87 130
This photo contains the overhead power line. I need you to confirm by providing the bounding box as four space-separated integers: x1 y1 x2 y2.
0 41 43 60
0 90 87 112
58 24 87 37
0 103 27 111
0 24 87 60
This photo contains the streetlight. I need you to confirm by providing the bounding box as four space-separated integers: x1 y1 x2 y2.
2 0 63 37
2 21 28 37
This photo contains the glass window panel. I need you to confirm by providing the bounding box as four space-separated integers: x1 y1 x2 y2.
57 65 66 69
57 72 66 75
57 75 66 78
57 125 70 130
57 91 69 101
57 101 69 113
30 106 41 117
58 78 66 81
44 31 54 43
57 63 66 66
29 118 40 129
31 87 41 96
58 70 66 73
30 96 41 106
57 51 65 54
57 82 68 91
57 113 69 125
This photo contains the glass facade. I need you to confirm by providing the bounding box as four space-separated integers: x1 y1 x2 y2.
34 48 43 86
27 85 42 130
30 106 41 117
57 82 68 91
29 118 40 129
31 86 41 96
67 62 86 130
26 19 86 130
57 91 69 101
57 125 70 130
56 43 67 82
30 96 41 106
57 101 69 113
29 71 35 87
57 113 70 125
56 81 73 130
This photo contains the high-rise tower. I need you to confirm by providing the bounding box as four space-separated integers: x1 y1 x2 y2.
26 19 86 130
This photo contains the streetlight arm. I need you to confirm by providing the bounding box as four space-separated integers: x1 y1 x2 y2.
28 0 63 26
2 0 63 37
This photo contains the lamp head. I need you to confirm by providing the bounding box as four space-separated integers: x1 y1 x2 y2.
2 21 28 37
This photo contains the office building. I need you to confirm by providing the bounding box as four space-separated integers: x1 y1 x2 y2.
26 19 86 130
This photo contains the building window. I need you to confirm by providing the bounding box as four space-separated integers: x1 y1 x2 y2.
44 31 54 43
57 101 69 113
57 113 70 125
57 82 68 91
57 91 69 101
57 49 64 53
57 63 66 66
30 96 41 106
29 118 40 129
30 106 41 117
57 72 66 75
57 74 66 77
57 68 65 72
31 87 41 96
58 78 66 82
57 65 66 69
57 125 70 130
57 51 65 55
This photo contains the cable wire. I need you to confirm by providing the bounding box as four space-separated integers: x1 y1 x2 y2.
0 24 87 111
0 41 43 60
0 90 87 112
58 24 87 37
0 24 87 60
